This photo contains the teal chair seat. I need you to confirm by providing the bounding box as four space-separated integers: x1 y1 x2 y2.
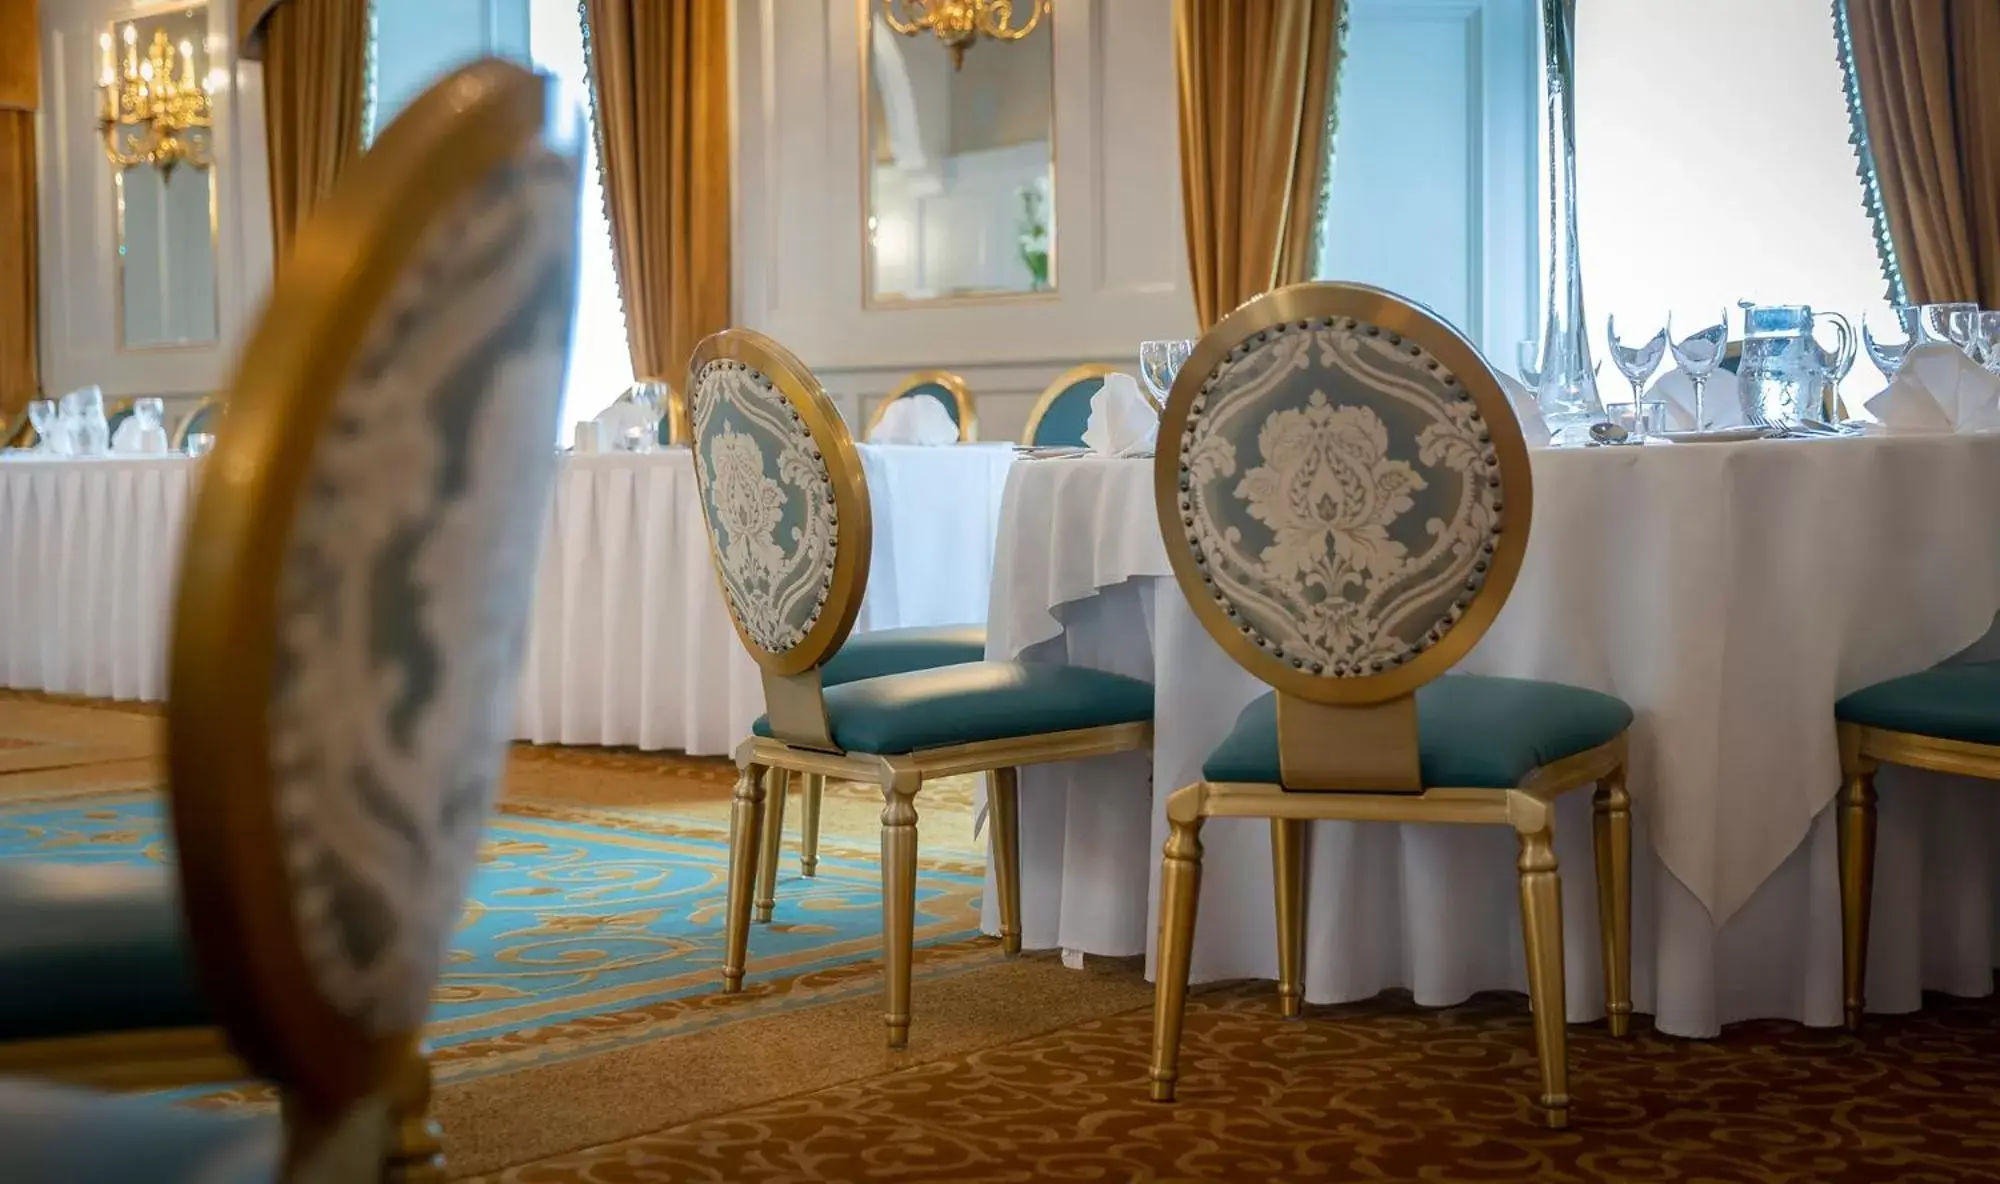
1836 662 2000 744
820 625 986 686
0 864 210 1042
1205 676 1633 788
0 1078 278 1183
753 662 1153 754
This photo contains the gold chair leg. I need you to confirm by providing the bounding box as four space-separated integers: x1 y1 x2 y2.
1591 765 1633 1038
755 768 788 923
800 773 825 877
989 768 1023 955
1516 822 1570 1130
722 763 767 993
1271 818 1306 1019
1149 800 1206 1103
1838 760 1879 1032
881 773 922 1049
384 1042 444 1183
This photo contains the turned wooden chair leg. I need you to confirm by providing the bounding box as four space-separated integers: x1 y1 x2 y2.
1838 757 1879 1032
799 773 825 877
1149 799 1206 1103
1271 818 1306 1019
1516 821 1570 1130
722 763 767 993
1592 764 1633 1037
880 772 922 1049
989 768 1023 955
755 768 788 923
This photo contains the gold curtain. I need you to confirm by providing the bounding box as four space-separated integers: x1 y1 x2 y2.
1173 0 1343 331
1847 0 2000 306
241 0 369 274
582 0 731 442
0 0 38 423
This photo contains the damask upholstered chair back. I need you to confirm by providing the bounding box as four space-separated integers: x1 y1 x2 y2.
866 369 978 441
689 329 873 745
1023 363 1123 447
165 60 580 1131
1155 282 1532 790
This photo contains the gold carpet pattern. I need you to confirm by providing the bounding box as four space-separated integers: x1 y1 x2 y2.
8 696 2000 1182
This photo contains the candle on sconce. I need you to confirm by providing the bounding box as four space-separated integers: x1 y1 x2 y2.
122 24 137 79
179 41 194 88
98 31 113 86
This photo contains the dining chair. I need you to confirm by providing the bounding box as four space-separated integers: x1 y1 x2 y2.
0 58 579 1180
103 397 137 441
865 369 978 441
1020 362 1139 447
172 396 221 449
1 409 32 448
1835 663 2000 1031
688 328 1154 1048
1144 282 1636 1130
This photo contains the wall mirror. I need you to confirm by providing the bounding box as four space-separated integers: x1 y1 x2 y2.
107 2 219 350
862 1 1056 304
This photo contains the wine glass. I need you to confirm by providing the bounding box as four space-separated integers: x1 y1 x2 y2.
185 433 215 458
1607 315 1668 439
1921 302 1979 352
1863 307 1916 381
1977 311 2000 372
25 399 56 453
625 381 666 452
1667 312 1729 431
1139 340 1194 405
1516 339 1544 388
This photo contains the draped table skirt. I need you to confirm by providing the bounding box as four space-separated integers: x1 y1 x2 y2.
1 445 1015 760
981 434 2000 1037
512 445 1015 754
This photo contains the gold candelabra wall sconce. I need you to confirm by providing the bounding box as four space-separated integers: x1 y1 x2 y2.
879 0 1049 70
98 21 214 175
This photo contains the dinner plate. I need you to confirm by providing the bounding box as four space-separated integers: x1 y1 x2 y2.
1658 426 1770 444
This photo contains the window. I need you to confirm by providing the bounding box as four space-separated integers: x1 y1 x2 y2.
1574 0 1892 406
368 0 632 442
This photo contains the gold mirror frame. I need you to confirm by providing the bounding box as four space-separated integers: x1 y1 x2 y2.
167 60 557 1111
687 329 875 677
1152 282 1535 706
108 0 222 354
857 0 1058 308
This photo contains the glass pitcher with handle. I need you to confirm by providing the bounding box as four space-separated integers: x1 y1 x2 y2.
1736 302 1852 428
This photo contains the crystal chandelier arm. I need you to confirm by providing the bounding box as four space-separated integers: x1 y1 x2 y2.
879 0 927 36
979 0 1046 40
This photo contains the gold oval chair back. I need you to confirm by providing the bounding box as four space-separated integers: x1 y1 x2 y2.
1145 282 1632 1132
1022 362 1129 447
161 58 580 1169
866 369 978 441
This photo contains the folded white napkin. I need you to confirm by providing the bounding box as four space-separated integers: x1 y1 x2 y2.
110 416 168 455
870 395 959 445
1495 373 1549 448
1648 366 1747 431
1082 372 1159 457
1863 343 2000 433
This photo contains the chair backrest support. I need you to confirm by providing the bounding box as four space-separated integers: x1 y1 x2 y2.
866 369 977 441
1154 282 1532 790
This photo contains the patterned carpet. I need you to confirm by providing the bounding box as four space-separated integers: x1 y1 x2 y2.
8 696 2000 1182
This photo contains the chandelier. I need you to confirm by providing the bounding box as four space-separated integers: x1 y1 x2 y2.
879 0 1049 70
98 23 213 175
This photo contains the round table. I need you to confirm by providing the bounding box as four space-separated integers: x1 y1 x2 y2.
982 431 2000 1036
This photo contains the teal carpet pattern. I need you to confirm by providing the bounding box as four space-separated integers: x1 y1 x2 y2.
0 793 986 1053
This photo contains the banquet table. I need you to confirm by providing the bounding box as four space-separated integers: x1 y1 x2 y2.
0 445 1015 757
0 453 198 700
982 433 2000 1037
512 443 1016 754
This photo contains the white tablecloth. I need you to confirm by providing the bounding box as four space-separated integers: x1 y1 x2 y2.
0 454 197 701
514 444 1015 754
983 434 2000 1036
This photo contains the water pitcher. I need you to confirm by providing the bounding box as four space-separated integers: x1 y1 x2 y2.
1736 303 1852 427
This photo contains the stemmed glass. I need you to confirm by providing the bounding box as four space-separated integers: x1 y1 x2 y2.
1607 315 1668 439
625 381 667 451
1923 302 1980 354
1976 311 2000 373
1863 307 1917 381
1667 312 1729 431
25 400 56 453
1516 340 1544 388
1138 340 1194 405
